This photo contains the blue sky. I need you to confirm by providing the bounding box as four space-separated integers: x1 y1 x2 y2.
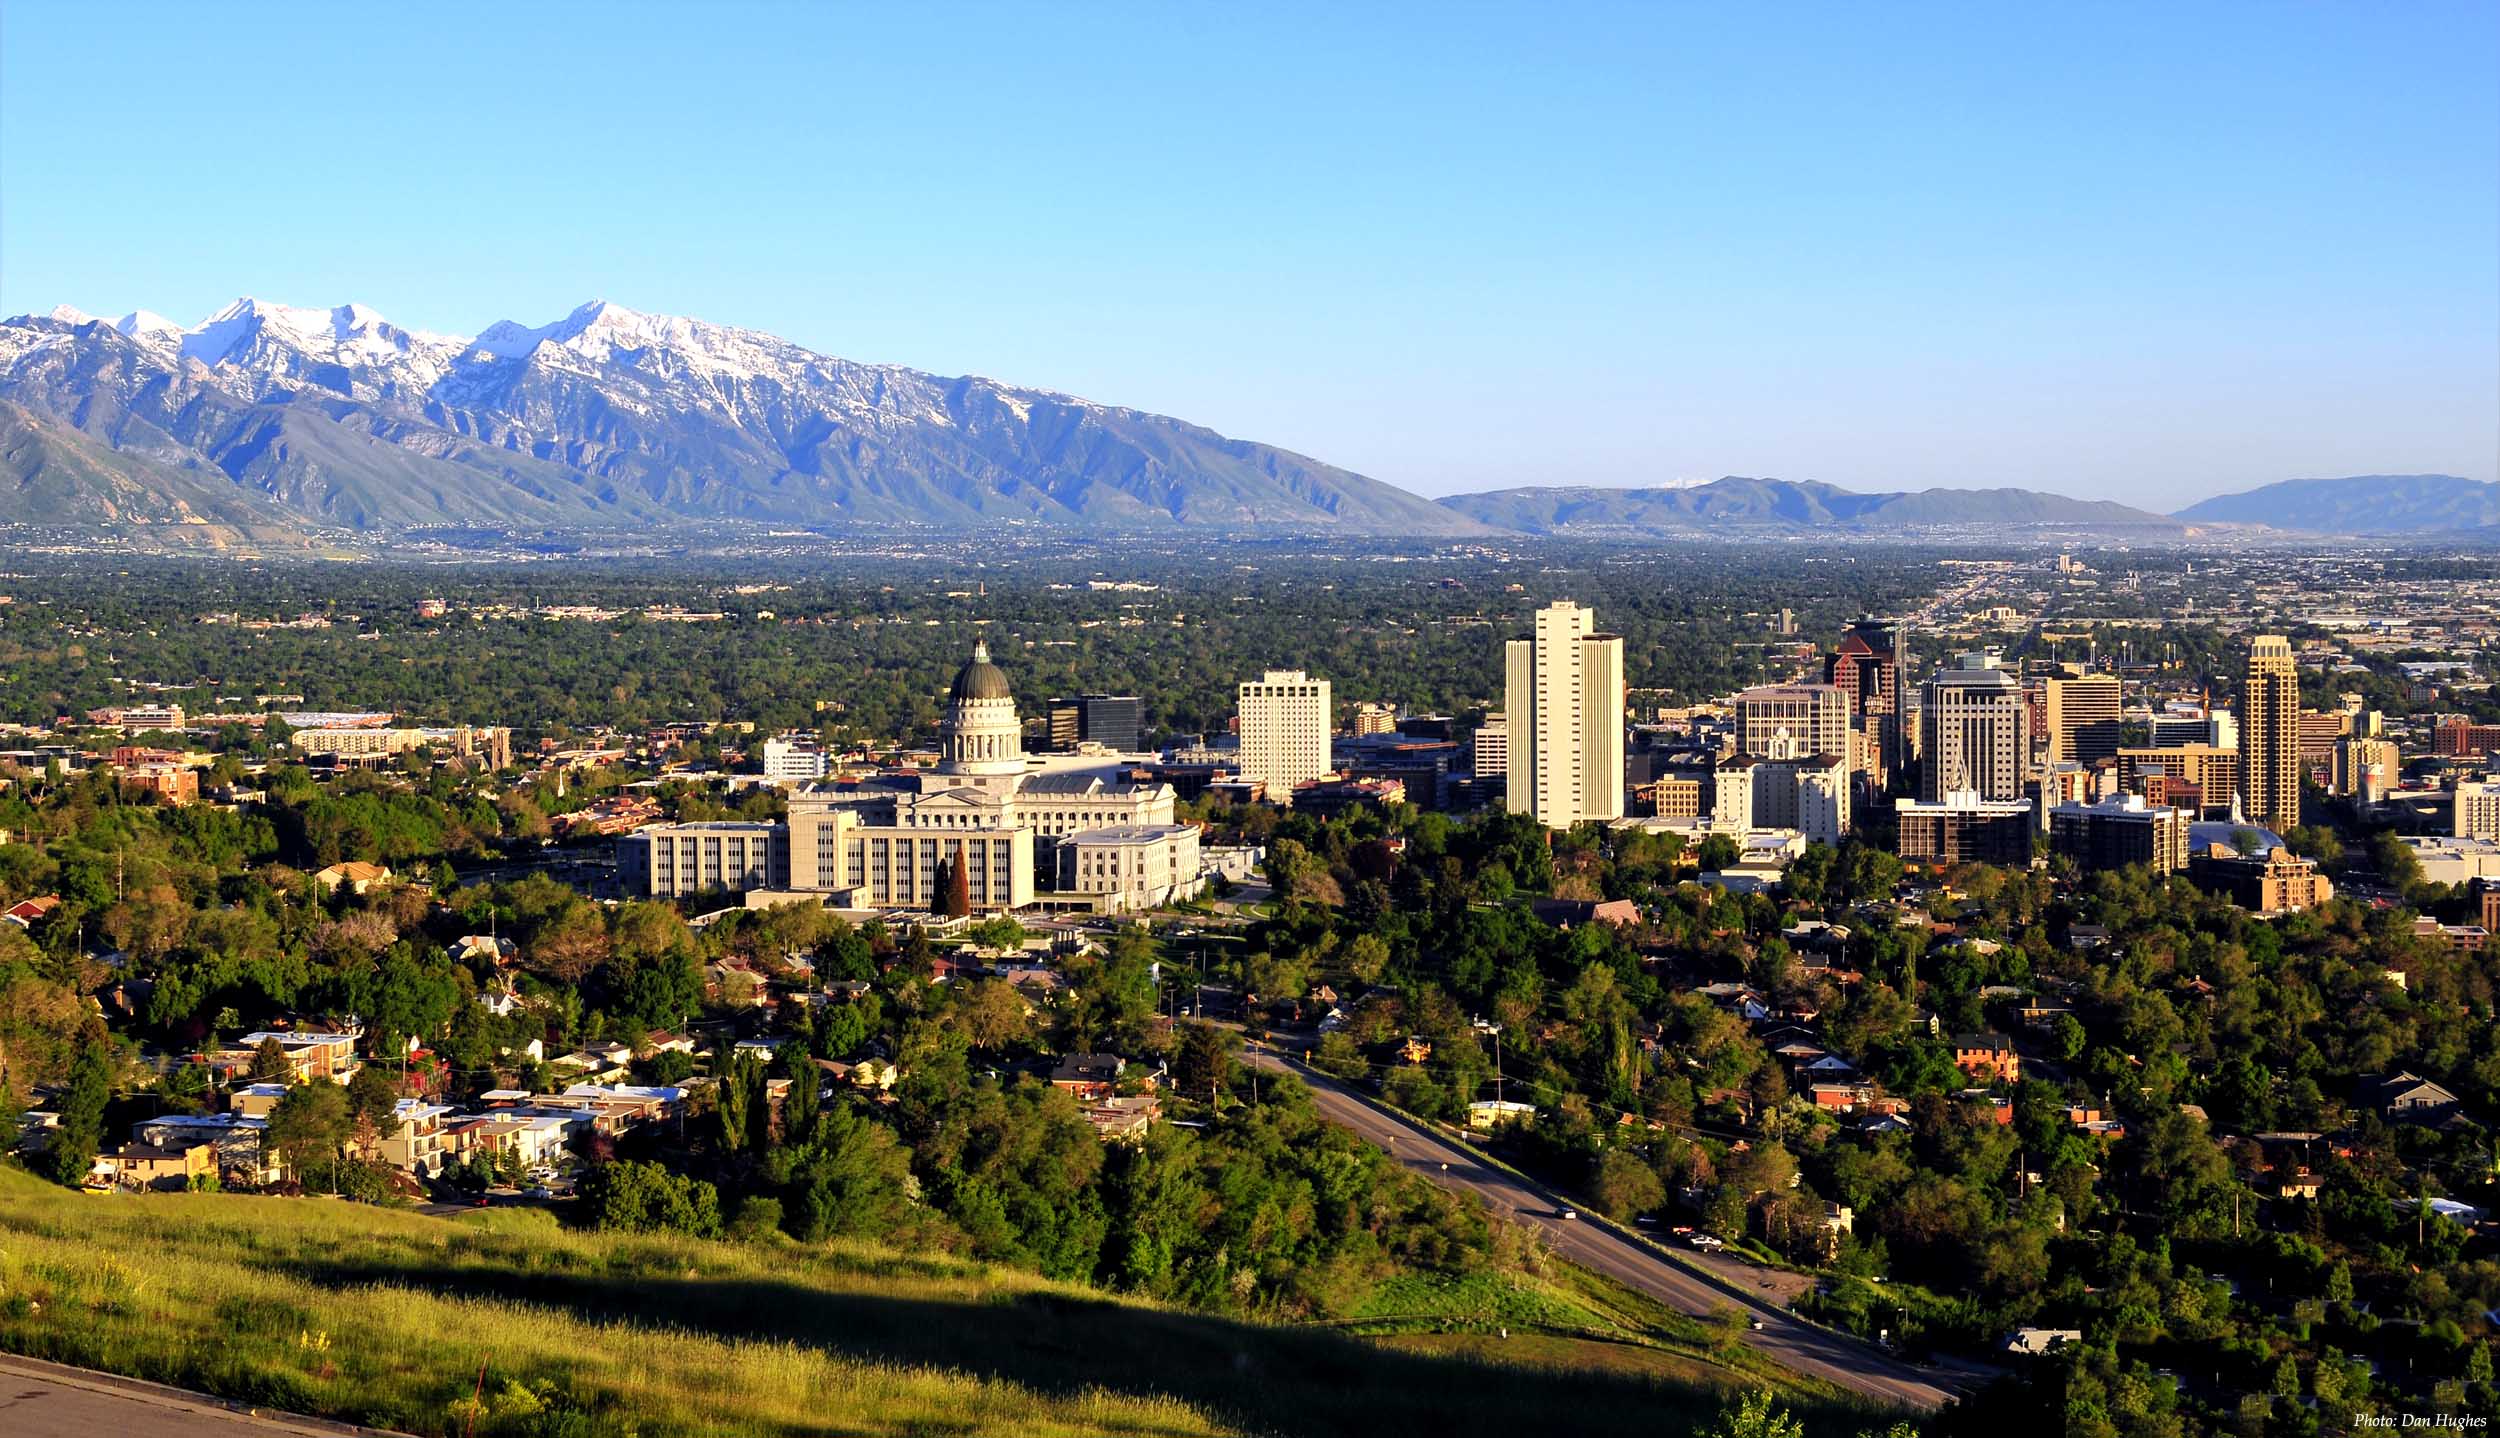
4 3 2494 506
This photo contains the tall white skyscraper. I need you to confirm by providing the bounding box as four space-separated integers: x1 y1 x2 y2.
1237 669 1333 797
1504 601 1626 827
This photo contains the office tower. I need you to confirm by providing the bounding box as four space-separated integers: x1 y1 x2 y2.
1734 683 1849 761
2330 736 2401 803
2043 675 2124 763
1753 754 1851 844
1920 653 2029 803
1828 616 1908 776
2458 781 2500 841
1046 693 1142 752
1046 700 1083 753
1504 600 1626 827
2117 744 2240 820
1895 790 2035 866
1470 713 1509 778
2048 794 2190 875
1238 669 1333 796
1711 759 1756 829
2240 634 2301 834
2151 711 2236 750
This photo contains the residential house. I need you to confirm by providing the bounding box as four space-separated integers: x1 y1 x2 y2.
2362 1072 2462 1126
313 861 393 895
1952 1033 2022 1083
1050 1053 1128 1101
99 1140 215 1191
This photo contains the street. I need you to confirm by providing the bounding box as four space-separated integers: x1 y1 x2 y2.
0 1354 406 1437
1242 1047 1963 1413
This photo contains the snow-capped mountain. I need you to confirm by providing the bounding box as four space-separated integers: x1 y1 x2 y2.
0 298 1483 537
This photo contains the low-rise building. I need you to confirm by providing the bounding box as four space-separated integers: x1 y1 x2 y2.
2187 842 2334 912
1049 824 1202 912
1951 1033 2021 1083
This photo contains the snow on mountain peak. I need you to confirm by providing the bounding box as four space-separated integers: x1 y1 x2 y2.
117 310 181 339
47 304 98 325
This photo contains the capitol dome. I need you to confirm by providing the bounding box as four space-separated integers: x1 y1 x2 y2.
948 641 1013 704
940 640 1024 777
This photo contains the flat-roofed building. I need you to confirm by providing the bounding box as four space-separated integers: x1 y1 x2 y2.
1734 684 1849 763
2117 745 2240 820
1752 753 1851 844
2459 780 2500 841
1505 601 1625 827
2189 842 2334 913
1238 670 1333 796
1896 790 2034 867
1052 824 1203 912
2330 736 2401 804
2240 635 2301 833
619 822 788 899
1470 713 1509 779
2043 675 2124 764
1922 655 2028 803
760 737 830 782
294 725 513 770
2049 793 2189 875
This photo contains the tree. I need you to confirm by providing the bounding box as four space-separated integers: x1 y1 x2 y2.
1591 1147 1665 1219
43 1022 112 1187
717 1050 769 1153
1697 834 1742 874
247 1035 293 1082
1174 1022 1237 1101
346 1064 400 1136
934 852 971 917
265 1080 354 1190
581 1159 722 1237
1706 1391 1804 1438
781 1063 822 1149
786 1104 912 1241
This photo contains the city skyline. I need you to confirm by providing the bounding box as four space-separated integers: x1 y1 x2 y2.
4 4 2494 507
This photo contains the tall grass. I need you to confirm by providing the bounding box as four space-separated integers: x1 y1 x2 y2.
0 1168 1894 1437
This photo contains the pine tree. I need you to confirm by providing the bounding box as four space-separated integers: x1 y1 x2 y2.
247 1035 292 1082
44 1023 112 1187
781 1059 821 1149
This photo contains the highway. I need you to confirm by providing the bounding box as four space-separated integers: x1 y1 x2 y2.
1242 1047 1960 1413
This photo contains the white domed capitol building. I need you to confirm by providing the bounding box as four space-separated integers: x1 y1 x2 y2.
623 643 1198 912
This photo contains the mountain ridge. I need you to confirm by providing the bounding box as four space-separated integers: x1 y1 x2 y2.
0 299 2479 544
0 299 1488 537
2169 474 2497 533
1434 477 2184 535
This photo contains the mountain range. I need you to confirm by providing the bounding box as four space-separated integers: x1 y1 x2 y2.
1435 478 2183 535
2171 474 2499 534
0 299 2484 545
0 300 1477 539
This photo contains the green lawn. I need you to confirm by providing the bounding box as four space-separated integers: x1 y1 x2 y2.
0 1166 1898 1437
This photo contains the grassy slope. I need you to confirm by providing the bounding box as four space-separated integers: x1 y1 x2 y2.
0 1168 1889 1437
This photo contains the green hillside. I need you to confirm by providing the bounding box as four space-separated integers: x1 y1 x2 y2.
0 1167 1895 1438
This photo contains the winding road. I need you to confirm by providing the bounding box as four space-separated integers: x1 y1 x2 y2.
1243 1046 1962 1413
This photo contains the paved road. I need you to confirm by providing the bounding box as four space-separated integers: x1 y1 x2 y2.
0 1354 404 1436
1244 1048 1959 1413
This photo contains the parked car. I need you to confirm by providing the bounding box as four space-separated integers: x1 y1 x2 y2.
1556 1208 1577 1221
